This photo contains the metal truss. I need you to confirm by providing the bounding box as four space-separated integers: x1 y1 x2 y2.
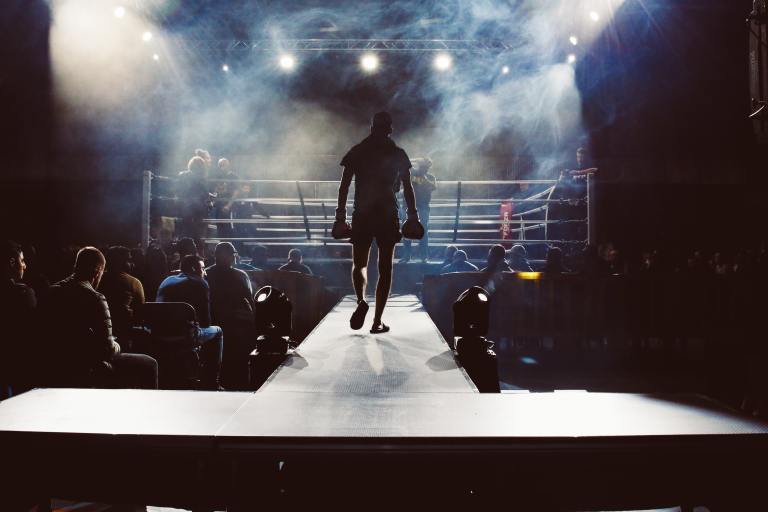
178 39 519 53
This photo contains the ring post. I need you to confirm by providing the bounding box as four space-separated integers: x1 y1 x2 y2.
141 170 152 248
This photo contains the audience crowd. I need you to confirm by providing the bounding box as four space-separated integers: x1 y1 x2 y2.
2 235 767 402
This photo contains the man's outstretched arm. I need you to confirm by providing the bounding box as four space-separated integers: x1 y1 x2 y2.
336 166 354 220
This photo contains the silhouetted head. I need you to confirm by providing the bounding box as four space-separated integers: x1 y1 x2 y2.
487 244 507 266
288 248 302 263
214 242 237 267
74 246 106 287
509 244 527 261
105 246 132 274
371 111 393 136
576 147 587 168
177 237 198 258
2 240 25 281
218 158 230 172
453 250 468 263
180 254 204 278
187 156 207 175
194 148 212 167
444 245 458 262
546 246 563 266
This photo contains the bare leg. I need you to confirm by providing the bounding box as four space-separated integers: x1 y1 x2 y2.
372 242 396 326
352 241 372 302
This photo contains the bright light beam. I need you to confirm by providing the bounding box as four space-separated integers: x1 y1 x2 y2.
360 53 379 72
278 54 296 71
434 53 452 71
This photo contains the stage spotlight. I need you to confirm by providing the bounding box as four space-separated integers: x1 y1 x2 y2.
589 11 600 22
567 53 577 64
501 66 510 75
114 6 125 18
253 285 292 337
569 35 579 46
152 53 160 61
434 53 452 71
222 63 230 72
360 53 379 72
453 286 490 338
278 54 296 71
452 286 499 393
142 31 152 42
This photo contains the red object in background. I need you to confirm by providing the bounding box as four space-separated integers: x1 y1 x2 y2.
500 201 513 240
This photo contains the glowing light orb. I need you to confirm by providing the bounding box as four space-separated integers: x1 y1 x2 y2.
434 53 452 71
569 35 579 46
501 65 510 75
278 54 296 71
360 53 379 72
589 11 600 22
152 53 159 61
222 64 230 72
142 31 152 42
567 53 577 64
114 6 125 18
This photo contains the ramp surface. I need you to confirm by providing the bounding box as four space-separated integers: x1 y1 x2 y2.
260 295 476 394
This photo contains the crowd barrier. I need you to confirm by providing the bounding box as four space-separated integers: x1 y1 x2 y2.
423 272 765 344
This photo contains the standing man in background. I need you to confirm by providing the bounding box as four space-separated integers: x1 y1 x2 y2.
401 157 436 263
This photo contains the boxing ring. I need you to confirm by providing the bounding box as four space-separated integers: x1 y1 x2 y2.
141 171 595 256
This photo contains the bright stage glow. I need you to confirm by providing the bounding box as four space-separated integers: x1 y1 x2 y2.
360 53 379 72
569 35 579 46
142 31 152 42
152 53 159 61
434 53 452 71
589 11 600 22
517 272 542 281
222 64 230 72
501 65 510 75
113 6 125 18
278 54 296 71
567 53 577 64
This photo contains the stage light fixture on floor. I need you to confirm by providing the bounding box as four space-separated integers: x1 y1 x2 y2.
452 286 499 393
253 285 292 355
142 31 152 42
114 6 125 18
434 53 452 71
361 53 379 72
279 54 296 71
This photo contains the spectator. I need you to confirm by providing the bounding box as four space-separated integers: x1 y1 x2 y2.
1 240 37 397
205 242 254 389
20 243 49 300
44 247 157 389
157 254 224 390
98 246 145 344
251 244 269 269
481 244 512 273
233 246 261 272
508 244 534 272
543 246 570 275
440 250 479 273
441 245 458 268
278 248 313 275
143 244 169 301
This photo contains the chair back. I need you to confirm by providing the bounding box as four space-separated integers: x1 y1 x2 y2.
139 302 197 346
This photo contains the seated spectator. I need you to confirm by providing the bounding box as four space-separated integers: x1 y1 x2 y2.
441 245 458 268
1 240 37 397
279 248 313 275
440 250 479 273
251 244 269 269
206 242 254 389
206 242 254 324
44 247 158 389
20 243 49 300
143 244 169 301
508 244 533 272
99 246 145 344
157 254 224 390
170 237 199 271
481 244 512 273
543 246 570 275
580 244 608 276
